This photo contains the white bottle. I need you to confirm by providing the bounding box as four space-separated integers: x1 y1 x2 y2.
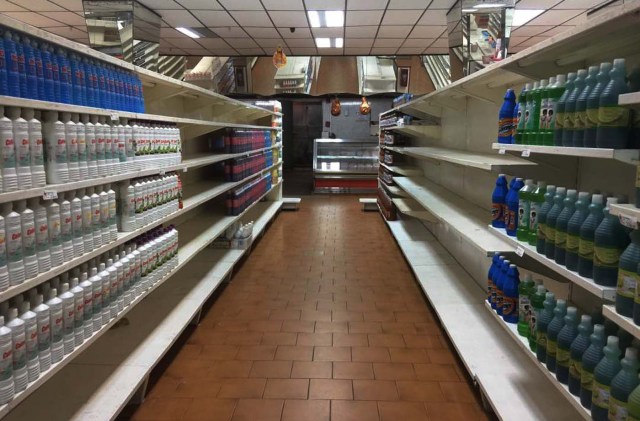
70 192 84 258
117 122 126 171
119 181 135 232
74 114 88 180
16 200 38 279
114 256 124 312
0 215 7 291
3 203 25 285
46 199 63 268
30 293 51 372
94 116 106 177
46 288 64 364
19 301 39 383
132 121 141 171
29 198 51 275
89 187 102 249
124 120 134 172
0 316 14 404
83 115 97 179
78 189 93 253
70 278 84 347
121 252 132 307
103 120 113 175
63 112 79 182
106 184 117 242
0 106 17 192
59 282 76 356
143 179 151 226
132 246 141 297
88 267 102 333
107 259 118 318
98 263 110 325
58 193 74 263
42 112 69 184
79 272 93 339
134 179 144 229
6 307 27 392
99 187 109 245
110 124 119 173
10 108 32 190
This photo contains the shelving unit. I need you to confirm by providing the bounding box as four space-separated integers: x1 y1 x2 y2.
379 162 422 176
619 92 640 108
391 198 436 222
491 143 639 165
603 305 640 341
398 146 535 170
382 124 441 139
609 203 640 229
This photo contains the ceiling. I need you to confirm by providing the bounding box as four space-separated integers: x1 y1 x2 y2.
0 0 608 56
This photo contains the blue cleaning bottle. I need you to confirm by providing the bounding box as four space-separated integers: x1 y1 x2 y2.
69 53 82 105
96 61 106 108
506 178 524 236
0 29 7 96
498 89 516 144
568 315 593 396
31 40 44 100
492 174 508 228
49 45 61 102
125 72 134 111
487 252 500 305
41 42 53 101
591 336 622 420
76 55 86 106
536 292 557 363
137 75 145 113
546 299 567 373
502 264 520 323
23 36 38 100
580 324 606 408
556 306 579 384
84 58 95 108
4 31 19 97
13 33 26 97
491 256 506 309
56 48 71 104
496 259 511 316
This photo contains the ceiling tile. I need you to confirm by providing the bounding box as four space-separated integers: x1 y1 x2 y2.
279 26 312 38
165 36 202 49
346 10 384 26
218 0 263 10
159 47 187 55
256 38 284 47
528 9 583 25
3 12 61 26
227 38 259 48
286 38 316 47
204 48 238 55
419 9 447 25
316 47 343 55
388 0 430 9
196 38 230 48
184 48 213 55
289 47 315 54
553 0 604 8
230 11 272 26
0 0 26 11
428 0 457 9
262 0 305 9
235 48 265 55
210 27 248 37
540 25 574 36
158 10 201 27
374 39 403 48
10 0 64 10
515 0 560 8
345 26 378 38
563 12 587 25
196 10 238 26
370 47 398 55
46 11 85 25
176 0 223 8
244 27 281 38
344 47 371 55
347 0 387 9
160 27 185 38
311 27 343 37
509 36 531 46
345 38 373 47
431 38 448 47
269 11 308 27
377 25 412 38
424 46 448 54
41 25 87 38
402 38 434 47
382 10 422 25
398 47 426 54
54 0 84 9
138 0 182 9
511 25 554 36
410 25 446 38
518 35 547 48
304 0 345 10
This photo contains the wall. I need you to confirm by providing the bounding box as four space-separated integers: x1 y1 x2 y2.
323 98 392 139
395 56 436 95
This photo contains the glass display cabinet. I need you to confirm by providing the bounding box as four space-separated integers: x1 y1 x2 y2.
313 139 379 193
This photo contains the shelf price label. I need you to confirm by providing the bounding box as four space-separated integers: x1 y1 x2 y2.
43 190 58 200
619 214 638 230
515 246 525 257
110 112 119 122
498 148 506 155
159 169 166 176
521 150 531 157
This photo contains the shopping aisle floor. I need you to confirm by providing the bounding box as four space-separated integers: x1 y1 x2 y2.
130 196 491 421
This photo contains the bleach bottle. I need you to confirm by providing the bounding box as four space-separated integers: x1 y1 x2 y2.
491 174 508 228
506 178 524 236
496 258 510 316
0 316 14 405
556 306 579 384
596 58 630 149
536 185 556 253
517 179 535 241
553 189 577 265
566 192 590 271
578 194 605 278
3 31 19 98
581 324 606 409
0 29 7 96
546 299 567 373
592 336 622 420
491 255 506 309
569 315 593 396
536 292 556 363
502 264 520 324
498 89 516 143
594 197 629 287
544 187 567 259
617 230 640 318
529 284 546 352
609 347 640 420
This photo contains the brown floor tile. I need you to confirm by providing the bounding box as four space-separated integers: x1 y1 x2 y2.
297 333 333 346
182 399 237 421
225 332 263 346
378 401 429 421
373 362 417 380
249 361 293 378
351 347 391 363
396 380 446 402
353 379 399 401
413 364 461 382
332 333 369 347
424 402 489 421
131 397 193 420
301 309 332 322
313 346 351 362
333 362 375 379
247 320 283 333
209 361 253 378
146 376 180 398
368 333 406 348
281 399 330 421
263 378 309 399
217 379 266 399
281 320 315 333
440 381 478 403
309 379 353 399
331 400 379 421
395 311 434 323
231 399 284 421
260 332 298 346
404 334 443 349
389 348 430 363
427 348 458 365
291 361 333 379
332 311 364 322
269 309 302 321
315 321 349 333
174 378 223 398
363 311 396 322
199 345 240 360
275 346 314 361
349 322 383 334
235 345 277 361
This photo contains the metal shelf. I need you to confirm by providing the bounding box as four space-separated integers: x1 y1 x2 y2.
397 146 536 171
491 143 639 165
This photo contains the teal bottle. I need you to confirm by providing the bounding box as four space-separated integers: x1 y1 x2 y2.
514 84 530 144
502 264 520 323
615 230 640 317
546 299 567 373
545 187 567 259
568 315 593 396
531 80 547 145
594 197 630 287
536 292 556 363
554 189 578 265
596 58 631 149
573 66 598 147
591 336 622 420
609 348 640 421
554 72 577 146
585 62 612 148
536 185 556 254
517 273 535 337
562 69 587 147
545 74 566 146
537 78 552 145
529 284 546 352
578 194 605 278
524 81 539 145
580 324 606 409
556 306 579 384
566 192 590 271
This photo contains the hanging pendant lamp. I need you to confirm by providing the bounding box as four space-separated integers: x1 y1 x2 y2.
272 46 287 69
359 97 371 115
331 97 341 116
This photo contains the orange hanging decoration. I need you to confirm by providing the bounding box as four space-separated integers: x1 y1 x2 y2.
359 97 371 115
272 46 287 69
330 97 341 116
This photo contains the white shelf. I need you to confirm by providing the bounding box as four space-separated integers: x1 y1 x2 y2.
603 305 640 341
393 176 512 256
379 162 422 176
483 302 590 420
491 143 639 165
381 124 441 139
487 226 616 301
609 203 640 229
379 180 409 198
392 198 436 222
397 146 535 170
619 92 640 108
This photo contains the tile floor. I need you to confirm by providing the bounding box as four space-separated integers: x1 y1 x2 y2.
130 196 491 421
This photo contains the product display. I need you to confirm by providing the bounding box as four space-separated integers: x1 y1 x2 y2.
224 151 273 182
217 128 274 154
226 173 273 216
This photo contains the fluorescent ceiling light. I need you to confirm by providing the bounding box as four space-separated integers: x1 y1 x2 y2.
316 37 331 48
512 9 544 26
176 27 201 38
474 2 506 8
335 38 343 48
308 10 320 28
325 11 344 27
462 8 476 12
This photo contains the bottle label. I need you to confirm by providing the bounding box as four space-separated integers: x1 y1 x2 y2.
51 313 63 343
594 244 623 269
581 370 594 392
537 222 546 241
536 331 547 349
586 107 599 129
491 203 503 223
579 238 595 260
555 229 567 249
529 202 541 232
17 136 30 167
529 310 537 338
569 358 582 380
0 345 11 381
496 290 504 310
49 218 61 246
61 214 72 242
555 111 565 130
3 136 16 168
502 296 517 318
36 223 48 252
556 347 570 368
498 117 513 141
518 296 530 322
618 268 638 299
13 337 26 370
518 199 529 229
592 381 611 409
37 318 50 352
32 136 44 166
598 105 631 128
23 225 35 256
0 230 6 267
26 328 37 361
539 104 548 130
55 135 67 164
564 112 574 130
7 229 23 262
487 279 494 302
609 397 628 421
574 110 586 131
566 233 580 254
546 339 557 358
546 226 556 244
548 99 558 130
507 210 517 232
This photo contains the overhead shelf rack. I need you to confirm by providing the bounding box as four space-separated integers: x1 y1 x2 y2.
491 143 639 165
396 146 536 170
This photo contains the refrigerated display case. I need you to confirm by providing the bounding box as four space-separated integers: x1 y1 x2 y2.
313 139 379 193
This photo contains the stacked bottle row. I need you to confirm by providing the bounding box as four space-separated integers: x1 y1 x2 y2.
221 129 274 154
224 151 273 182
379 112 412 129
226 174 273 216
497 58 640 149
0 225 178 405
0 187 119 289
130 121 181 164
118 173 182 232
0 27 145 113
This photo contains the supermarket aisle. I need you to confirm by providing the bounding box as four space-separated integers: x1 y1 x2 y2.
130 196 489 421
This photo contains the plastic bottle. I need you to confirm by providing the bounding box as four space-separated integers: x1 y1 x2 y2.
3 31 19 98
48 45 60 102
546 299 567 373
496 259 510 316
71 193 84 258
0 106 18 192
514 84 529 144
529 284 546 352
573 66 598 147
83 115 97 179
106 184 117 242
506 178 524 237
617 230 640 318
554 189 577 265
25 109 46 187
537 77 553 145
0 316 14 404
30 293 50 372
608 347 640 420
10 108 32 190
79 272 92 340
566 192 590 271
114 257 124 312
62 113 79 182
594 197 629 287
591 336 622 419
107 258 118 318
42 112 69 184
3 203 24 285
79 189 93 253
56 49 71 104
17 199 38 279
562 69 587 147
581 324 606 408
0 214 8 292
110 123 119 173
516 180 535 241
502 264 520 324
94 117 105 177
536 291 556 363
23 36 37 99
103 121 112 175
46 288 63 364
89 187 102 249
517 273 534 337
0 31 8 96
46 199 63 268
491 174 508 228
19 301 39 383
535 185 556 253
31 40 44 101
569 315 593 396
99 262 111 325
544 187 567 259
119 180 136 232
554 73 576 146
59 193 74 263
523 82 540 145
59 282 75 355
596 59 630 149
99 187 109 245
69 54 81 105
6 307 27 392
13 34 26 98
627 380 640 420
577 194 605 278
41 42 54 102
491 255 505 309
526 181 546 246
498 89 516 144
74 114 88 180
556 306 579 384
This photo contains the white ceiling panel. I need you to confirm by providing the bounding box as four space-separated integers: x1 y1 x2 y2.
286 38 317 47
345 38 374 47
230 10 272 26
165 36 202 49
210 27 248 37
0 0 26 11
398 46 426 54
428 0 457 8
347 0 387 9
430 38 448 47
317 47 343 55
518 35 547 48
229 38 260 48
424 47 448 54
160 27 185 38
377 25 413 38
402 38 434 47
563 12 587 25
184 48 213 55
346 10 384 26
419 9 447 25
410 25 446 38
255 38 284 47
3 12 61 26
311 27 344 38
203 48 238 55
515 0 561 8
51 0 84 11
244 27 281 38
290 47 317 55
196 10 238 26
218 0 263 10
195 38 230 48
374 39 404 48
540 25 574 36
269 11 308 27
388 0 431 9
262 0 305 10
41 26 86 38
382 10 422 25
138 0 182 9
304 0 345 10
13 0 65 11
344 47 371 55
509 36 530 46
278 26 312 38
345 26 378 38
370 47 398 55
176 0 223 9
159 48 187 54
158 9 201 27
554 0 604 9
235 48 265 55
46 11 85 25
528 9 583 25
511 25 554 36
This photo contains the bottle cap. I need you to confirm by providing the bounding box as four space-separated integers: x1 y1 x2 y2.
607 336 620 348
566 307 578 317
606 197 619 206
625 347 638 361
567 189 577 197
592 194 604 204
8 308 17 320
576 69 587 78
580 314 591 324
556 187 567 194
536 285 546 294
578 192 590 200
61 283 69 293
593 324 605 336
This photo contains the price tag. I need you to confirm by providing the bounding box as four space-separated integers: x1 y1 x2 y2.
521 149 531 157
159 169 166 176
619 214 638 230
183 167 188 173
498 148 506 155
397 120 404 128
515 246 525 257
110 112 119 122
43 190 58 200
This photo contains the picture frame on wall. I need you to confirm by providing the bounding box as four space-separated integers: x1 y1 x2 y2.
397 66 410 92
234 66 247 93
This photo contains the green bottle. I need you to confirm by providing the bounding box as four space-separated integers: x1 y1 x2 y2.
609 348 640 420
546 299 567 373
573 66 599 147
515 83 530 144
536 185 556 253
536 291 556 362
594 197 630 287
537 77 554 145
585 62 612 148
578 194 605 278
581 324 606 408
544 75 566 146
528 182 547 246
545 187 567 259
529 284 546 352
554 72 576 146
517 273 535 337
592 336 622 420
562 69 587 147
596 58 631 149
566 192 591 271
517 179 535 242
524 81 540 145
556 306 579 384
616 230 640 318
568 315 593 396
532 79 547 145
554 189 578 266
627 376 640 421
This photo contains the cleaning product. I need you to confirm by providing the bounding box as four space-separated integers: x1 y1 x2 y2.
70 278 85 346
89 267 102 333
579 194 605 278
74 114 88 180
46 199 63 268
25 109 45 187
3 202 25 285
617 230 640 318
94 117 105 177
554 189 577 265
487 252 500 304
79 272 93 340
79 189 93 253
0 106 18 192
573 66 598 147
528 182 546 246
83 115 97 179
536 291 556 363
19 301 39 383
496 259 510 316
502 264 520 324
491 255 506 309
529 284 546 352
545 187 567 259
546 299 567 373
23 36 37 100
0 214 9 292
106 184 117 242
566 192 590 271
58 283 75 355
17 199 38 280
89 187 102 248
4 31 19 98
10 108 32 190
585 63 612 148
46 288 63 364
554 72 576 146
6 307 27 392
99 262 110 326
119 180 136 232
491 174 508 228
506 178 524 237
536 185 556 253
627 380 640 420
524 82 540 144
59 193 73 263
13 34 26 98
581 324 606 409
569 315 593 396
592 336 622 420
30 293 50 372
42 112 69 184
562 69 587 147
556 306 579 384
99 187 109 245
534 79 550 145
594 197 630 287
515 84 529 144
63 112 79 182
517 180 535 241
71 193 84 258
609 348 640 420
0 316 14 405
517 273 534 337
596 59 630 149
